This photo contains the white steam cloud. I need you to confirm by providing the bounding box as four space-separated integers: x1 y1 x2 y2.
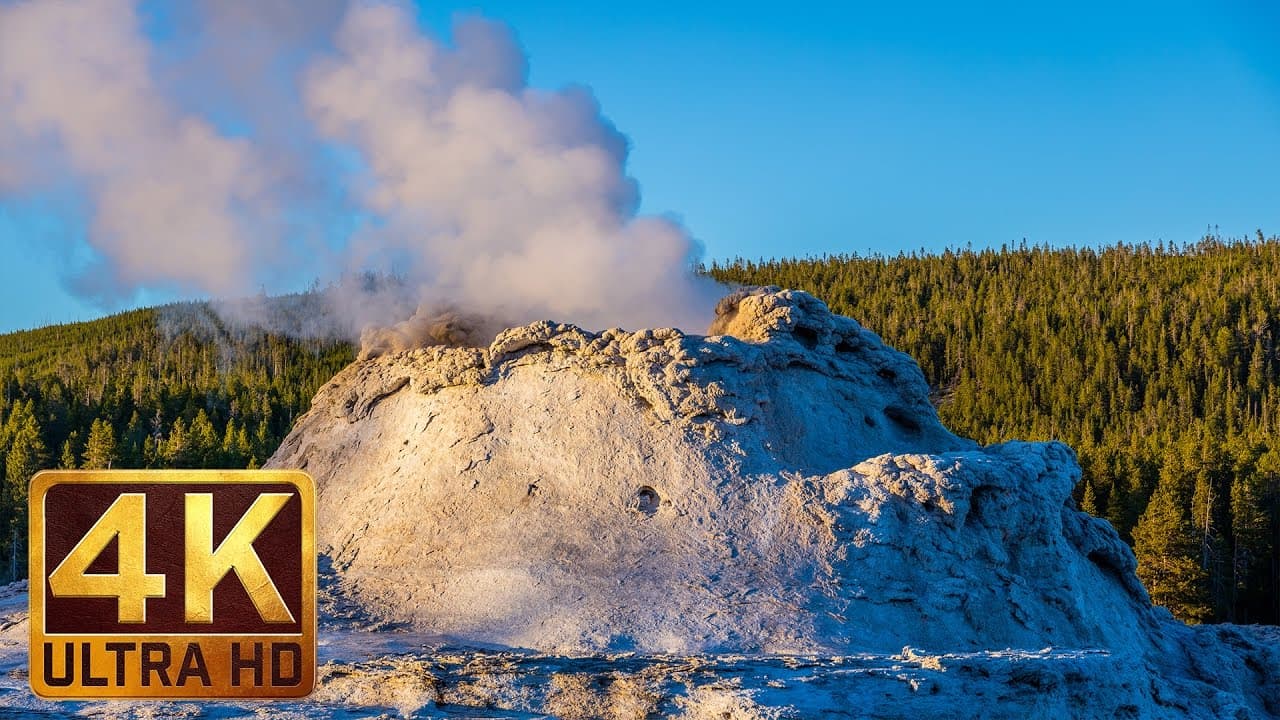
0 0 281 301
0 0 720 347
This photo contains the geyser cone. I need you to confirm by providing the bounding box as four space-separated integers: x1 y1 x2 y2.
268 289 1155 655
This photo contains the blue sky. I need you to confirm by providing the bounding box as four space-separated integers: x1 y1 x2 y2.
1 1 1278 332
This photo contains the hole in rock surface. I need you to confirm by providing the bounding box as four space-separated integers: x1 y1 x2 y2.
635 486 660 515
883 405 922 433
792 325 820 349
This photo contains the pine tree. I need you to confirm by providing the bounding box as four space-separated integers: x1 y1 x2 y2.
165 417 190 468
220 419 252 467
1132 482 1212 622
1081 479 1100 516
1230 475 1271 622
253 421 272 462
2 410 46 575
190 410 218 468
82 418 117 470
121 411 145 467
143 435 160 468
58 431 79 469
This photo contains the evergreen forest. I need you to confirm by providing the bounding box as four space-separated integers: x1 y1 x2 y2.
0 303 353 579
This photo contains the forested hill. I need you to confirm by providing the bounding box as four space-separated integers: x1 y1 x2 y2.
0 304 354 575
3 238 1279 626
710 235 1280 626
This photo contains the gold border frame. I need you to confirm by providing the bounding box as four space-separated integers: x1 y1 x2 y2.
28 469 316 700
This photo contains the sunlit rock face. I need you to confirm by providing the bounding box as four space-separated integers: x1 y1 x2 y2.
268 288 1163 659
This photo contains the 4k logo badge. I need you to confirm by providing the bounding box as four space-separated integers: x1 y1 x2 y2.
29 470 316 699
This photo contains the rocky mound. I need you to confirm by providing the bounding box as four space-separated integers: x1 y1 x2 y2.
267 288 1279 717
273 289 1129 650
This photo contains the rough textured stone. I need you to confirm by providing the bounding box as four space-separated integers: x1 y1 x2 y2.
269 290 1141 654
258 288 1278 717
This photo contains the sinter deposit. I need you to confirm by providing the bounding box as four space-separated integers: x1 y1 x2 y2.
262 288 1280 717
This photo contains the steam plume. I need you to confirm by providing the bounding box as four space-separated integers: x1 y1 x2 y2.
0 0 282 301
0 0 720 348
